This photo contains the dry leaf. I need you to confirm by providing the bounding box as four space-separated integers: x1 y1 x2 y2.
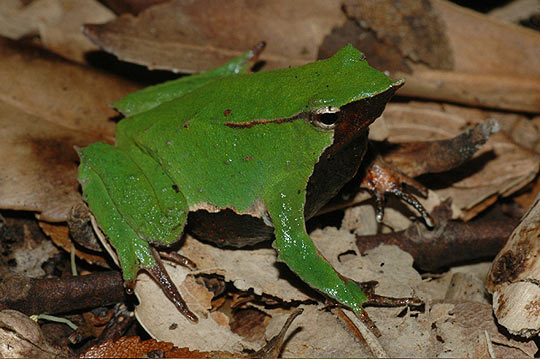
319 0 453 72
0 0 115 63
80 336 175 358
488 0 540 24
382 102 540 220
83 0 347 72
134 227 427 355
134 262 253 352
0 310 66 358
431 301 537 357
38 221 108 266
398 0 540 112
0 38 138 222
100 0 175 15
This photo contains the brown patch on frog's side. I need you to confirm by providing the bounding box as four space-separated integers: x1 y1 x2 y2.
330 84 402 155
187 208 274 248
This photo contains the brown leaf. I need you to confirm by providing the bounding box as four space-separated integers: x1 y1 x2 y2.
0 38 138 222
80 336 174 358
38 221 108 266
0 0 115 63
319 0 453 72
83 0 346 72
397 0 540 112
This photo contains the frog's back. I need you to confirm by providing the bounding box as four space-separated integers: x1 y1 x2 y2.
118 45 396 135
114 45 396 214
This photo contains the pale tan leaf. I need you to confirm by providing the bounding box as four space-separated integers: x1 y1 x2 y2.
0 0 115 63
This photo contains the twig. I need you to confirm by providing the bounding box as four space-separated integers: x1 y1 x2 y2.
0 271 127 315
356 218 517 271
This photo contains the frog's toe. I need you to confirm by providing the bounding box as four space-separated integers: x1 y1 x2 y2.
145 247 198 322
159 250 197 270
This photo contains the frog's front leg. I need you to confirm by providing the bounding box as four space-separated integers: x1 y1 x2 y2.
77 142 197 321
264 178 368 314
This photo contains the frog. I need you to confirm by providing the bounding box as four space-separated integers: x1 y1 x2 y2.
77 44 418 323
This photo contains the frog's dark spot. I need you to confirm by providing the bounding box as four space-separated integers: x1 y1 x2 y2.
224 109 232 117
169 323 178 330
297 189 301 194
244 155 253 161
172 184 180 193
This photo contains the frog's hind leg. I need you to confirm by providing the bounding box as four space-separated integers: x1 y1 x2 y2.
78 142 195 321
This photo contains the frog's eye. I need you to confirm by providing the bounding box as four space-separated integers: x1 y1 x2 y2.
310 106 340 130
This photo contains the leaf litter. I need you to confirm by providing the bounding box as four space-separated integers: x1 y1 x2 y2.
0 0 539 357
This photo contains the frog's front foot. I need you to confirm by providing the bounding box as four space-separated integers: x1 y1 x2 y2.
144 247 198 322
362 157 434 227
358 280 423 308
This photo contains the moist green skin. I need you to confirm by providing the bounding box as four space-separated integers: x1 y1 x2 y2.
78 45 401 314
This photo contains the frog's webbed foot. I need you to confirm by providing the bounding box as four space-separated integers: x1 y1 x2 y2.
362 156 434 227
145 247 198 323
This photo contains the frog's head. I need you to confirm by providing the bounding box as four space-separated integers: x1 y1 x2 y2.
301 46 403 217
307 84 402 156
293 45 403 155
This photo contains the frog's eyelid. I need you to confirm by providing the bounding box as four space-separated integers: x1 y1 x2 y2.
313 106 340 114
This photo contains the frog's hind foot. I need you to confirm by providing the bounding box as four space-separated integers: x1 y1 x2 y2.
362 156 434 227
145 247 198 322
